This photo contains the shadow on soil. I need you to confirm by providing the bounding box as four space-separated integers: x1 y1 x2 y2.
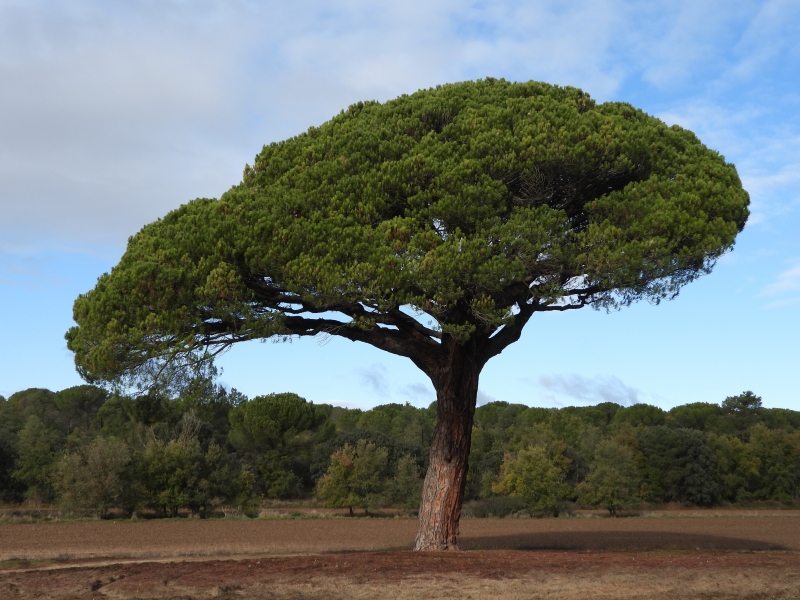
461 531 787 551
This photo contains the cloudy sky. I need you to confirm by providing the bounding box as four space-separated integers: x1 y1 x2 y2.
1 0 799 410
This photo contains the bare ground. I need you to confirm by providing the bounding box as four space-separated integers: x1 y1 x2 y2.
1 514 799 599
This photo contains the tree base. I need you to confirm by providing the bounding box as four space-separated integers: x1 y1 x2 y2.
413 537 462 551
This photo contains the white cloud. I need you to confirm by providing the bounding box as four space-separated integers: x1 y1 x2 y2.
538 373 640 406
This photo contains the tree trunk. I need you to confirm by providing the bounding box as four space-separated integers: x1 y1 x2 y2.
414 343 480 551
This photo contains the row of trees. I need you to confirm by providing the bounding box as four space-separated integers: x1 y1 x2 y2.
1 385 798 517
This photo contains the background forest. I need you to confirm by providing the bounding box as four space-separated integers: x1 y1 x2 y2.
1 384 798 518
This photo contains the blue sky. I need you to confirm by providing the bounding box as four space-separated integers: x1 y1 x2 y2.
1 0 799 411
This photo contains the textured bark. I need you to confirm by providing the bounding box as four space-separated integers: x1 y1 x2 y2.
414 342 480 551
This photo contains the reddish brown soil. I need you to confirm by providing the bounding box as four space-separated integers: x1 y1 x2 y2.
2 550 799 599
1 515 799 599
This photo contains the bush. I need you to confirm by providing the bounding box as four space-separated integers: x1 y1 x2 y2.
315 440 389 515
577 440 640 515
492 446 570 516
53 436 131 518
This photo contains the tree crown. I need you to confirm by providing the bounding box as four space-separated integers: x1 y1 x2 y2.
66 78 749 388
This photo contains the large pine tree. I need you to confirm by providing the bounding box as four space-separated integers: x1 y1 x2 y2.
67 78 749 549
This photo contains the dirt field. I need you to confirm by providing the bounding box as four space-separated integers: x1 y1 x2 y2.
1 514 799 599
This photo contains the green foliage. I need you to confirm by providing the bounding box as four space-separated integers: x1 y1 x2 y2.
53 436 131 517
179 379 243 444
92 395 135 439
475 402 530 431
612 404 666 428
1 383 798 514
329 407 363 432
228 393 327 453
12 415 62 503
722 391 763 413
706 433 760 503
760 408 800 432
562 405 617 427
230 467 258 514
311 429 427 484
316 440 390 514
66 79 749 393
354 403 435 446
2 388 63 437
577 440 640 515
493 446 570 516
721 391 764 440
667 402 722 431
54 385 108 433
469 449 505 499
386 453 424 510
636 427 720 505
227 393 331 497
256 450 299 499
138 413 222 516
748 424 800 503
0 426 23 502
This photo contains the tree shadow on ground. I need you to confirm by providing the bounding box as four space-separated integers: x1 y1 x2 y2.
461 531 786 551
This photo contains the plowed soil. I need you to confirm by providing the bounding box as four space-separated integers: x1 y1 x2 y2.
2 514 799 599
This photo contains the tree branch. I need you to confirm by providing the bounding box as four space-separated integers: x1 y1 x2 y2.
280 315 443 377
477 301 536 366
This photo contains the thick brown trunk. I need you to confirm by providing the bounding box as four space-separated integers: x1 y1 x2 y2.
414 343 479 551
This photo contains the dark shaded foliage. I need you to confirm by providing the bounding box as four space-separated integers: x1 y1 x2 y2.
613 404 666 427
636 426 720 505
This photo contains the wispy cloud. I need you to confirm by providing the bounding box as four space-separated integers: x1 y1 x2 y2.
728 0 800 81
760 261 800 308
356 363 389 397
761 262 800 296
538 374 640 406
401 382 435 402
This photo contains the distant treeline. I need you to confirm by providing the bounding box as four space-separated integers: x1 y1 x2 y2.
1 384 798 517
